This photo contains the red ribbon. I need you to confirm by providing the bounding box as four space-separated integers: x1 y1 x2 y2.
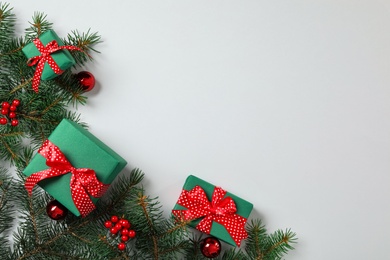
172 185 248 247
25 140 109 217
27 38 83 92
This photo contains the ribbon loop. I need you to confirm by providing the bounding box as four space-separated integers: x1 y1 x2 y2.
27 38 83 92
24 140 109 217
172 185 248 247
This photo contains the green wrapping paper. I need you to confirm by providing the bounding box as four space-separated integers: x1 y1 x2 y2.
23 119 127 217
22 30 76 80
172 175 253 246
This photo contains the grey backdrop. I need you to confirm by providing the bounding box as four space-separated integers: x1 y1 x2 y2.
11 1 390 259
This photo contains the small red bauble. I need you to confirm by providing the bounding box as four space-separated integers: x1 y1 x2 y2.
9 112 16 118
0 118 7 125
12 99 20 107
46 200 68 220
1 102 10 108
110 227 119 235
11 119 18 126
9 105 17 112
121 235 129 242
114 223 122 230
200 237 222 258
111 215 119 223
118 242 126 251
1 108 8 115
122 219 130 229
104 221 113 228
128 230 136 238
77 71 95 92
121 229 129 236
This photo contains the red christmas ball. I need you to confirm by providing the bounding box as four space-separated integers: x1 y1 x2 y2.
122 219 131 229
110 227 119 235
128 230 136 238
1 102 10 109
121 235 129 242
104 221 113 228
12 99 20 107
121 229 129 236
9 112 16 119
1 108 8 115
46 200 68 220
77 71 95 92
200 237 222 258
10 119 18 127
0 118 7 125
118 242 126 251
111 215 119 223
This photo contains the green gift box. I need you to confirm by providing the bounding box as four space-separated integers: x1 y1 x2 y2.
172 175 253 247
23 119 127 217
22 30 76 80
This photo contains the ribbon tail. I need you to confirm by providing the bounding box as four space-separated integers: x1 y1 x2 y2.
31 60 45 92
25 168 62 195
70 176 96 217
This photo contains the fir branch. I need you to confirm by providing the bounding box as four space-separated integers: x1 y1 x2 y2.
0 2 15 46
25 12 52 40
264 229 297 260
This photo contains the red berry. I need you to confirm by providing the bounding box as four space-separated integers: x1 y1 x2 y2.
9 105 17 112
110 227 119 234
1 102 10 108
121 235 129 242
1 108 8 115
111 216 119 223
122 219 130 229
12 99 20 107
121 229 129 236
104 221 113 228
0 118 7 125
9 112 16 118
128 230 136 238
114 223 122 230
11 119 18 127
118 242 126 251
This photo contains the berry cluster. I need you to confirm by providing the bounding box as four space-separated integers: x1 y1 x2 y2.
1 100 20 126
104 215 136 251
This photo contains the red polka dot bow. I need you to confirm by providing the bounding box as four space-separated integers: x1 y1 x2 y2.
27 38 82 93
172 185 248 247
25 140 109 217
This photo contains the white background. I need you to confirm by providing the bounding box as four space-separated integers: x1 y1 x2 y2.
10 1 390 259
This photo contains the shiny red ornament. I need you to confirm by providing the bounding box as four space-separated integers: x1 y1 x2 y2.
0 118 7 125
118 242 126 251
110 227 119 235
9 112 16 119
128 230 136 238
46 200 68 220
122 219 130 229
121 229 129 236
104 221 113 228
1 108 8 115
2 102 10 108
12 99 20 107
200 237 222 258
77 71 95 91
11 119 19 127
111 215 119 223
121 235 129 242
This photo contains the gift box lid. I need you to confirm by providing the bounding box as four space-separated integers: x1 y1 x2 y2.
23 119 127 216
173 175 253 246
22 30 76 80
